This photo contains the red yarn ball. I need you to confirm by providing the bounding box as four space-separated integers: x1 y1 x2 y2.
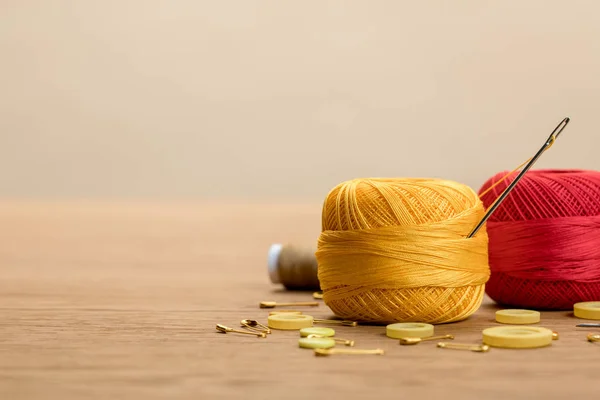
478 169 600 310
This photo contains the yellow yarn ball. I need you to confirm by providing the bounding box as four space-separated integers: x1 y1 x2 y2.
315 177 490 324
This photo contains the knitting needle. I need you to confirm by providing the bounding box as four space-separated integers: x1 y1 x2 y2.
576 323 600 328
468 117 570 238
260 301 319 308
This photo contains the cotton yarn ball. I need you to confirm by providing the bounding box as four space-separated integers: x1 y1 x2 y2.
315 177 490 324
478 169 600 310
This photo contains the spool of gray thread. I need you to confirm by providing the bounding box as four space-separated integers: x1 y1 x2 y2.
267 243 320 290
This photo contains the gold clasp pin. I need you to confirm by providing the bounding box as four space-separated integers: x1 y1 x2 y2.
437 342 489 352
240 319 271 334
268 310 303 316
587 333 600 343
399 334 454 345
260 301 319 308
314 319 358 327
552 331 559 340
216 324 266 338
307 334 355 347
313 291 324 299
314 348 384 357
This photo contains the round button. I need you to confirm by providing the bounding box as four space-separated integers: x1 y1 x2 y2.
268 314 314 330
298 337 336 349
386 323 434 339
574 302 600 320
299 327 335 337
482 326 553 349
495 309 540 325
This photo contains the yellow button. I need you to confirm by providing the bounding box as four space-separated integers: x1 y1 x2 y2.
386 323 434 339
300 327 335 337
268 314 314 330
482 326 553 349
299 337 336 349
574 302 600 320
495 309 540 324
268 310 304 316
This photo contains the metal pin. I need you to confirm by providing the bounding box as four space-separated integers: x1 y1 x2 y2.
314 348 384 356
268 310 304 316
313 291 324 300
314 319 358 327
576 323 600 328
240 319 271 334
587 333 600 343
468 117 570 238
260 301 319 308
437 342 490 352
552 331 559 340
216 324 266 338
307 334 355 347
399 334 454 345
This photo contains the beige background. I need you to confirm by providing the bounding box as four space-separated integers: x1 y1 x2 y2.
1 0 599 201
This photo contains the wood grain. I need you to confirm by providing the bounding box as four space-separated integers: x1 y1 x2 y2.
0 202 598 399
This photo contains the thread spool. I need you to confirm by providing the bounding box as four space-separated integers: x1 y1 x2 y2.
315 177 490 324
267 243 320 290
479 169 600 310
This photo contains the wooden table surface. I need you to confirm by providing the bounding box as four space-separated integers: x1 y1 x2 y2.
1 201 598 399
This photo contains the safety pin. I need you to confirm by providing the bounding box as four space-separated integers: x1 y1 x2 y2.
260 301 319 308
437 342 490 352
468 117 570 238
587 333 600 343
314 319 358 327
307 334 355 347
216 324 266 338
314 348 384 356
399 334 454 345
240 319 271 334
